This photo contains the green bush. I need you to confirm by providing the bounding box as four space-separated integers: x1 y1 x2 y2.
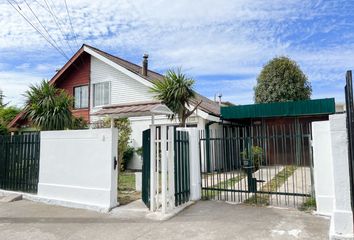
103 117 132 171
0 124 8 135
241 145 263 169
71 116 88 129
135 147 143 157
122 146 135 171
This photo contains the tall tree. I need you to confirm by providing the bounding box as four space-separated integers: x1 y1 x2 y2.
24 80 73 130
0 106 20 125
150 68 201 126
254 56 312 103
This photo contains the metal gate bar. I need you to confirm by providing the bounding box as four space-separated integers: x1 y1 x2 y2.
345 70 354 214
174 130 190 206
200 122 314 207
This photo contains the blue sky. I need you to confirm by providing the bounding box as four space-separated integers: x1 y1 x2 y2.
0 0 354 106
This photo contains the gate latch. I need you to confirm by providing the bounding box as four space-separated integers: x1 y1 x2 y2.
113 157 117 170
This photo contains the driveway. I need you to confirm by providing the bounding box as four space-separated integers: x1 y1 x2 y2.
0 200 329 240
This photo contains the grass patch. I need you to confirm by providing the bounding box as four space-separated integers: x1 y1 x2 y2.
298 197 316 212
118 172 136 191
118 172 141 205
244 165 297 206
202 172 246 200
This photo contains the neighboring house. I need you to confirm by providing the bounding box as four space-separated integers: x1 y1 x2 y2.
9 44 221 169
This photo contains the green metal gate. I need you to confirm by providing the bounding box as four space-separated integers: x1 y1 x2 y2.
199 122 314 208
0 133 40 193
141 129 151 208
174 130 190 206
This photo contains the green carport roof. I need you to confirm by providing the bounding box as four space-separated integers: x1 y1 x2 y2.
221 98 336 120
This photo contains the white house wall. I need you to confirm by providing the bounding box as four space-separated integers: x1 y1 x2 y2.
90 56 154 114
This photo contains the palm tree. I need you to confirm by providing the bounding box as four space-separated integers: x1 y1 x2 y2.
150 68 201 126
24 80 73 131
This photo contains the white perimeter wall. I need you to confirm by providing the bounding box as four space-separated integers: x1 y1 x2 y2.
38 128 118 212
312 114 353 239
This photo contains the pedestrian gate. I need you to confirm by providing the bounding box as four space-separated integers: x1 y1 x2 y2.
199 122 314 207
142 126 190 211
142 129 151 208
0 133 40 193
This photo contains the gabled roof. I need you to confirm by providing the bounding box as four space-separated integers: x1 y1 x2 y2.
9 44 220 129
84 44 220 116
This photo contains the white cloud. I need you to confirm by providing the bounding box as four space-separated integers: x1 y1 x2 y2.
0 71 43 107
0 0 352 105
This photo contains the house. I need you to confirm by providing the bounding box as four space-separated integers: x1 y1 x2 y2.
9 44 221 169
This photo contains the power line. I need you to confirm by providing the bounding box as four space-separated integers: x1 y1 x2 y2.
43 0 76 55
64 0 80 49
7 0 70 60
22 0 70 60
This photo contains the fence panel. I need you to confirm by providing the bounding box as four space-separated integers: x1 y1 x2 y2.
0 133 40 193
174 130 190 206
200 122 314 208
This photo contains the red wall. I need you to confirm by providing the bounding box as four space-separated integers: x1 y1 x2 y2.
55 53 91 122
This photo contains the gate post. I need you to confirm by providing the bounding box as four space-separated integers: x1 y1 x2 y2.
161 125 167 214
329 114 354 238
178 128 201 201
189 128 201 201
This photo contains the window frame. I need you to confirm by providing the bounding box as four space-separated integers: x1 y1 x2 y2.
93 81 111 107
73 85 89 109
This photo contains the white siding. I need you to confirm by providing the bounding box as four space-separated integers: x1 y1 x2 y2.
88 55 214 170
90 56 154 114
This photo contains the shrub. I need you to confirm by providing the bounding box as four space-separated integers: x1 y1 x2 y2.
241 146 263 169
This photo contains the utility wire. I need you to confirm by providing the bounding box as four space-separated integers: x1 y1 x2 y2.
22 0 69 60
62 0 85 66
43 0 75 55
7 0 70 60
32 0 66 26
64 0 80 49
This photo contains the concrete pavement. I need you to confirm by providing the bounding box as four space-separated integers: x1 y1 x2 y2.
0 199 330 240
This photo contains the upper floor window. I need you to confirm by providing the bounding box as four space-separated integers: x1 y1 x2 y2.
93 82 110 107
74 85 88 109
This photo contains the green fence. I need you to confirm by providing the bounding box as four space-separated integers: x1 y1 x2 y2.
141 129 151 208
0 133 40 193
174 130 190 206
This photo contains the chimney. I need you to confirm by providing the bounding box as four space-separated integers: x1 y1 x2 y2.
218 93 222 105
142 54 148 76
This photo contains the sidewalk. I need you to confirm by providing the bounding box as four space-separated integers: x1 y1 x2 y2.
0 199 329 240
